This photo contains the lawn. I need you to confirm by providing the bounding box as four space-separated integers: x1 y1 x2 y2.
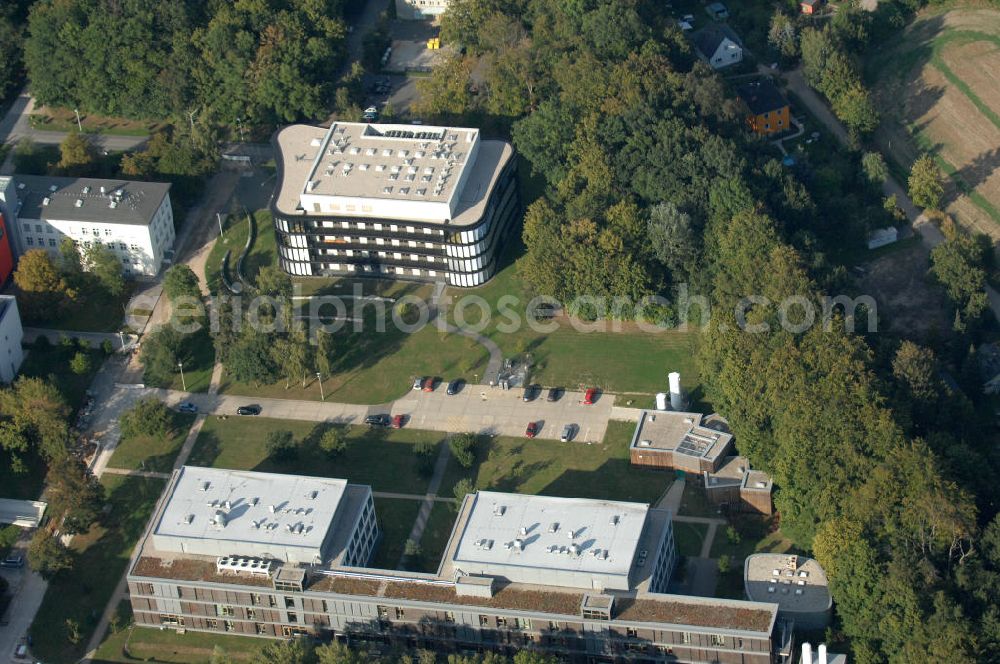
31 475 166 664
677 484 723 519
446 248 702 397
106 412 197 472
219 319 489 405
188 416 446 495
673 521 709 558
95 605 263 663
29 106 159 137
369 498 422 571
711 515 798 600
438 420 672 505
158 326 215 394
205 212 250 295
411 502 458 573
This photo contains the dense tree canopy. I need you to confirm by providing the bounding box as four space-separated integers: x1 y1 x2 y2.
24 0 348 124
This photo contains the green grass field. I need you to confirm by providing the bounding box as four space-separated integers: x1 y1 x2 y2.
32 476 166 664
189 416 447 495
369 498 423 571
219 321 489 405
412 502 459 573
446 250 702 397
95 608 263 663
106 412 197 472
673 521 709 558
438 421 671 504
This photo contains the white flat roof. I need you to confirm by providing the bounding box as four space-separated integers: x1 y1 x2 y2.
452 491 647 578
153 467 346 555
273 123 513 226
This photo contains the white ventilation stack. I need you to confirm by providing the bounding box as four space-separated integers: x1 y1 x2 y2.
817 644 828 664
668 372 683 411
801 643 812 664
655 392 668 411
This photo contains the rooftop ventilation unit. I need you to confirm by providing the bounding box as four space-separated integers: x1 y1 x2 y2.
638 440 652 447
251 497 259 506
519 526 528 536
17 182 25 189
493 504 506 517
268 505 276 513
513 538 524 551
184 514 194 524
310 491 318 499
569 544 580 556
211 510 227 528
42 197 49 206
109 200 117 209
75 199 83 207
548 522 559 533
82 186 91 194
610 515 620 526
99 186 106 195
48 185 57 192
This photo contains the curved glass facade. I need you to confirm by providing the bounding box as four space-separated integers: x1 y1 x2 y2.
271 156 518 287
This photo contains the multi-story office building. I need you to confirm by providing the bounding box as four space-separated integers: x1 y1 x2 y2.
395 0 450 19
0 175 174 277
0 295 24 383
270 122 518 287
128 467 793 662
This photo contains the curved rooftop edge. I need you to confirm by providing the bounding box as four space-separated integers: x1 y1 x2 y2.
744 553 832 621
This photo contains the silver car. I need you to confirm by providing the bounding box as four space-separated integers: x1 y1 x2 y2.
560 424 575 442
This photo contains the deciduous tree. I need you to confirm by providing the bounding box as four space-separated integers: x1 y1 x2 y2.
909 154 944 211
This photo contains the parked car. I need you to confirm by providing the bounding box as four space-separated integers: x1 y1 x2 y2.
446 379 464 395
237 405 262 416
392 414 405 429
525 422 539 438
177 401 198 414
560 424 576 442
413 377 425 390
1 555 24 568
546 387 563 402
583 388 598 405
364 414 391 427
522 384 540 402
362 105 379 122
422 377 437 392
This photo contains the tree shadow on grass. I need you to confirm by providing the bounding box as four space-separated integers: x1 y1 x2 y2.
187 430 221 467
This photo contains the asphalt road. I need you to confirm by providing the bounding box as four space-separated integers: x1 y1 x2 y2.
0 90 149 175
106 384 615 443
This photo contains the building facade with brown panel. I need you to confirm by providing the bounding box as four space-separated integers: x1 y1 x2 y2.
127 468 792 663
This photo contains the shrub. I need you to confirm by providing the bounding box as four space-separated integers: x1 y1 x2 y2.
120 397 172 440
319 428 348 457
69 351 92 375
449 433 477 468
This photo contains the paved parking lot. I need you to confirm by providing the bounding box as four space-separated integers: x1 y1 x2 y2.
148 385 614 443
392 387 613 442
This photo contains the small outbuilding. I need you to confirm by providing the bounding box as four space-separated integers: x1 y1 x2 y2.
801 0 823 14
706 2 730 20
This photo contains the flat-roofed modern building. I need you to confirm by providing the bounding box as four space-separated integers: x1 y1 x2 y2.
128 469 795 662
0 175 174 277
270 122 518 287
629 411 735 474
703 456 774 516
744 554 831 631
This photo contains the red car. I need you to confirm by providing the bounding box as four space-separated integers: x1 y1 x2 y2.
422 377 436 392
392 414 405 429
583 388 597 405
525 422 539 438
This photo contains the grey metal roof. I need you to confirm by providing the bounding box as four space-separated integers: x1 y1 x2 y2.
693 24 741 59
13 174 170 226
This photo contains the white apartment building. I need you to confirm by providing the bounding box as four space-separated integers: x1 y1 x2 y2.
0 295 23 383
395 0 449 19
0 175 174 277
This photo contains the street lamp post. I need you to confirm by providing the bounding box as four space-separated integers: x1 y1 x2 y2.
317 372 324 401
217 212 225 240
178 362 187 391
117 330 125 350
235 117 245 142
73 108 82 132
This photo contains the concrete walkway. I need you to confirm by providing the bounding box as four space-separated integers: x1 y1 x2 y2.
398 441 452 568
22 327 136 351
657 477 686 513
433 282 503 385
99 468 170 480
